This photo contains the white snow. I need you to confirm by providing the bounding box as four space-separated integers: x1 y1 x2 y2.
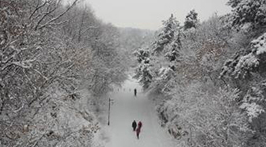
240 102 265 122
251 32 266 55
104 75 176 147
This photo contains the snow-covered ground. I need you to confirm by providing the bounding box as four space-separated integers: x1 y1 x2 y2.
104 76 176 147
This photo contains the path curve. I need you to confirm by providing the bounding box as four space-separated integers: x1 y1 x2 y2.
105 76 176 147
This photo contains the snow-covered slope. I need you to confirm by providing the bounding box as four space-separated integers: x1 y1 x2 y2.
104 76 176 147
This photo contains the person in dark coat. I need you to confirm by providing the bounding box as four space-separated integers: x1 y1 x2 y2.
134 88 137 96
132 120 137 131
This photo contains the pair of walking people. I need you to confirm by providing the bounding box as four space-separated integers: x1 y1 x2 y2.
132 120 142 139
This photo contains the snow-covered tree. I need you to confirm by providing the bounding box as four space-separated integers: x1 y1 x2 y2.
240 85 265 122
228 0 266 29
219 33 266 129
133 48 150 64
164 32 182 62
134 15 181 91
158 83 251 147
220 32 266 79
152 14 179 55
184 9 199 30
0 0 127 146
136 63 153 89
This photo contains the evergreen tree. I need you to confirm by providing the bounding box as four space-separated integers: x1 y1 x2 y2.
227 0 242 8
134 15 181 91
165 32 182 62
139 64 153 89
133 48 150 63
184 9 199 30
152 14 179 55
227 0 266 28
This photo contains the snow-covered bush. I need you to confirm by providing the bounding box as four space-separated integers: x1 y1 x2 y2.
158 83 251 147
12 89 100 147
240 85 265 122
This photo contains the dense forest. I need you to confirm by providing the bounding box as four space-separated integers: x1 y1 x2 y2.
0 0 131 146
134 0 266 146
1 0 266 147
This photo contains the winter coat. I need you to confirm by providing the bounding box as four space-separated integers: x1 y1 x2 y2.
136 127 141 134
138 121 142 129
132 121 137 128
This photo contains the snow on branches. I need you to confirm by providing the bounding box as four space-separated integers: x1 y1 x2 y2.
184 9 199 30
1 1 127 146
134 14 182 91
252 32 266 55
228 0 266 29
219 32 266 123
220 32 266 79
240 85 265 122
152 14 180 55
157 84 251 146
133 48 150 64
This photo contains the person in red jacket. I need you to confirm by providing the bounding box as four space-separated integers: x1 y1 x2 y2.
138 121 142 130
136 121 142 139
136 126 141 139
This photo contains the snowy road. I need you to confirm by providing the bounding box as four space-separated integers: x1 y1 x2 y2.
105 76 175 147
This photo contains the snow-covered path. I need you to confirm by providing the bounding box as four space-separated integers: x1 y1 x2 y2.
105 76 176 147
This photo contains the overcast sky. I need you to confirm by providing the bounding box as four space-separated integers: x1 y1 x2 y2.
85 0 231 30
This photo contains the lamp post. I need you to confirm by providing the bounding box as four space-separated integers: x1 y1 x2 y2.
108 98 114 126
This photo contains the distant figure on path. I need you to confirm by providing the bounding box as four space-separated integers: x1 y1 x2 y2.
136 126 141 139
132 120 137 131
134 88 137 96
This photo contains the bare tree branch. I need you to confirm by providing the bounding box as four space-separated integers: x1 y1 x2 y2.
28 0 48 20
38 0 79 30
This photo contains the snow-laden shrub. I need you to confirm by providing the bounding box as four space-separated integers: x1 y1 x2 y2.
240 85 265 122
157 83 251 147
252 32 266 55
17 88 100 147
240 103 264 122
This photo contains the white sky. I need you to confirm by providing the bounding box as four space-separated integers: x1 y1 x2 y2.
85 0 232 30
